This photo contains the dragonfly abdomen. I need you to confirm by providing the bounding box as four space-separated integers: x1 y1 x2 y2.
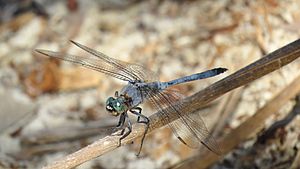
163 68 227 88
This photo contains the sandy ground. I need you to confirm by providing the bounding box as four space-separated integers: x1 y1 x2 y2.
0 0 300 168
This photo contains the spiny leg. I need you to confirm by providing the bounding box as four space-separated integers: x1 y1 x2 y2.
112 112 126 135
118 113 132 147
130 107 150 156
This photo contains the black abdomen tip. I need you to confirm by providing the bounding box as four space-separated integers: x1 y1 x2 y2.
214 68 228 73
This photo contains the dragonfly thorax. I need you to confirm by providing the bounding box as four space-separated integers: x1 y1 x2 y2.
106 96 128 116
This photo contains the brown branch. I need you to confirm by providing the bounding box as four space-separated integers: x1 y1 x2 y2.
43 39 300 169
256 95 300 144
21 118 116 145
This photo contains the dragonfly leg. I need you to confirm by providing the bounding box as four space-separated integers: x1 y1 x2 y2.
118 113 132 147
130 107 150 156
131 107 142 122
116 112 126 128
112 112 126 135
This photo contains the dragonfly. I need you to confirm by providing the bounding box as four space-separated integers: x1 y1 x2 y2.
36 40 227 156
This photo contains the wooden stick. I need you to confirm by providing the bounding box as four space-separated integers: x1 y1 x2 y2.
43 39 300 169
21 118 116 145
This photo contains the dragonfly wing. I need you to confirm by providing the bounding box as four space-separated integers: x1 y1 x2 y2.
126 64 158 82
70 41 158 82
35 49 134 82
36 41 158 82
145 88 221 155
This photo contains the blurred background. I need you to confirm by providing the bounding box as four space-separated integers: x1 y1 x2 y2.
1 0 300 168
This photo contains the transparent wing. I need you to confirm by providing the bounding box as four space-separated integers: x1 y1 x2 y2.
69 41 158 82
36 40 158 82
144 88 221 155
125 64 158 82
35 49 133 81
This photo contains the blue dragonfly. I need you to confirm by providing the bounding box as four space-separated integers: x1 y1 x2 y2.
36 41 227 156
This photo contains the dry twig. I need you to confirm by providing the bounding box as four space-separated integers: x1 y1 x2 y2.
43 39 300 169
256 95 300 144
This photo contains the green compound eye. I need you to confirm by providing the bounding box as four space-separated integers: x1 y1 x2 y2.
106 97 115 106
105 97 126 113
106 97 116 113
113 99 126 112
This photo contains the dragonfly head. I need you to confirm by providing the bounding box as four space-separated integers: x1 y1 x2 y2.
106 97 127 116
